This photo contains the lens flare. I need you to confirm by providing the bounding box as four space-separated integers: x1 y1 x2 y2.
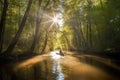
53 16 59 23
41 11 63 32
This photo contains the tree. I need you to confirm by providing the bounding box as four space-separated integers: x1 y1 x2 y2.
3 0 33 54
0 0 8 53
41 30 49 54
30 0 42 52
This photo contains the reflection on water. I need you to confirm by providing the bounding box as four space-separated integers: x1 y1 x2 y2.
14 55 47 71
52 57 64 80
0 52 119 80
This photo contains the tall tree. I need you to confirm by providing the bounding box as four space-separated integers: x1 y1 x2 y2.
3 0 33 54
30 0 50 53
0 0 8 53
30 0 42 52
41 30 49 54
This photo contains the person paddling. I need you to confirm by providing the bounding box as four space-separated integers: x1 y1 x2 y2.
59 49 64 56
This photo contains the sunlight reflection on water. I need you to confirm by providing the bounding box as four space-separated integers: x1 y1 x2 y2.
50 51 63 59
50 51 64 80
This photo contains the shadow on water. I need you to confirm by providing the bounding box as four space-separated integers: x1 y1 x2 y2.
0 52 120 80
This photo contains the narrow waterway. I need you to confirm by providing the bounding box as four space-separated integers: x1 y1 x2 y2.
0 51 119 80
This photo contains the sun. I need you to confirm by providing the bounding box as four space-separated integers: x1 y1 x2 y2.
52 16 59 23
41 11 64 32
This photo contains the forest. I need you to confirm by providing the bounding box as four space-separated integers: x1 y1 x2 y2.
0 0 120 57
0 0 120 80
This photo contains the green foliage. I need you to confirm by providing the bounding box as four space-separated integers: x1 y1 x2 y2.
62 0 120 52
2 0 120 54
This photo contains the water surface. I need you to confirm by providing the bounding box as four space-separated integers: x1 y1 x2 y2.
0 52 119 80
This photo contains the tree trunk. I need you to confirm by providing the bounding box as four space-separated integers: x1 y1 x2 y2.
41 31 48 54
99 0 104 11
86 22 89 49
86 0 93 49
3 0 33 54
89 22 92 48
77 19 86 49
30 0 42 52
0 0 8 53
30 0 50 53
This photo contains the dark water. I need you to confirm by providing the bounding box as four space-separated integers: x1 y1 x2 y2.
0 54 119 80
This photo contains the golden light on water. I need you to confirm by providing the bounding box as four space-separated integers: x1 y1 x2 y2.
61 56 111 80
12 52 114 80
14 54 48 71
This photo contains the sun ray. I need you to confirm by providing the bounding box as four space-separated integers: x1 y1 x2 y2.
48 22 55 31
43 13 53 19
41 10 63 32
41 20 53 24
55 23 59 29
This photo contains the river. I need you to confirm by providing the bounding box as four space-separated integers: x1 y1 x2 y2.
0 51 119 80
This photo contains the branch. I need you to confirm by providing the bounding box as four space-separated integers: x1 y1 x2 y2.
44 0 50 10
